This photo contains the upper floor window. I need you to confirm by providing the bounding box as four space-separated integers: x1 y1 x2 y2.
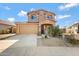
47 15 52 19
31 15 37 20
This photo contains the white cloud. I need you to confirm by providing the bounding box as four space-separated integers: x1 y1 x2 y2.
56 15 71 19
30 8 35 11
18 10 27 17
4 6 11 10
8 18 15 22
59 3 79 10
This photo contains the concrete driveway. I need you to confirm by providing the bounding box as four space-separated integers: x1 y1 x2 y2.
0 34 37 55
1 34 79 56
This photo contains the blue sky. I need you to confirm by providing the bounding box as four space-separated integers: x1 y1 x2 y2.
0 3 79 28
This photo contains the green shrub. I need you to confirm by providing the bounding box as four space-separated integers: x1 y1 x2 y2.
47 25 62 37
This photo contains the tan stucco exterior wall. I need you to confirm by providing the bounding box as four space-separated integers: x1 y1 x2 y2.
27 10 56 34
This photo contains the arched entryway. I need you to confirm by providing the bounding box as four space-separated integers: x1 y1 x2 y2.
41 24 53 34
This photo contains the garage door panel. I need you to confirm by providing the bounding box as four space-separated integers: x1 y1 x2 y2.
18 23 38 34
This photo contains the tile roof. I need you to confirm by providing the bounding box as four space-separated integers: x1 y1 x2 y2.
67 22 79 28
0 19 16 26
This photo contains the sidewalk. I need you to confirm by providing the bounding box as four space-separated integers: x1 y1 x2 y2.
0 40 18 53
0 34 16 39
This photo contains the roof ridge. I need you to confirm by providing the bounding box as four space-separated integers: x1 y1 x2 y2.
27 9 55 15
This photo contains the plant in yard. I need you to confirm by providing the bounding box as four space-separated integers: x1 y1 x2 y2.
47 26 53 36
47 25 62 37
54 25 62 37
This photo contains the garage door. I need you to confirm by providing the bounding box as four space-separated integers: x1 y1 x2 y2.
17 23 38 34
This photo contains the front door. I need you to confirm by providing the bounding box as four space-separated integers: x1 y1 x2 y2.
41 24 52 34
41 25 44 34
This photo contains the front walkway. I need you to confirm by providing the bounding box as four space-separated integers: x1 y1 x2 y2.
0 35 79 56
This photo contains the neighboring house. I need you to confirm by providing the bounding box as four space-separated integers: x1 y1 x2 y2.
16 9 56 34
64 22 79 35
0 20 16 34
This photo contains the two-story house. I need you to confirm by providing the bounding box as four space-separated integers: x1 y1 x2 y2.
16 9 56 35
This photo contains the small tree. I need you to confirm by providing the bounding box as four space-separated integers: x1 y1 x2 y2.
53 25 62 37
47 25 62 37
47 26 53 36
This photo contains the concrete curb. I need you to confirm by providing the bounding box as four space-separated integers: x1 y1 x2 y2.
0 34 16 40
